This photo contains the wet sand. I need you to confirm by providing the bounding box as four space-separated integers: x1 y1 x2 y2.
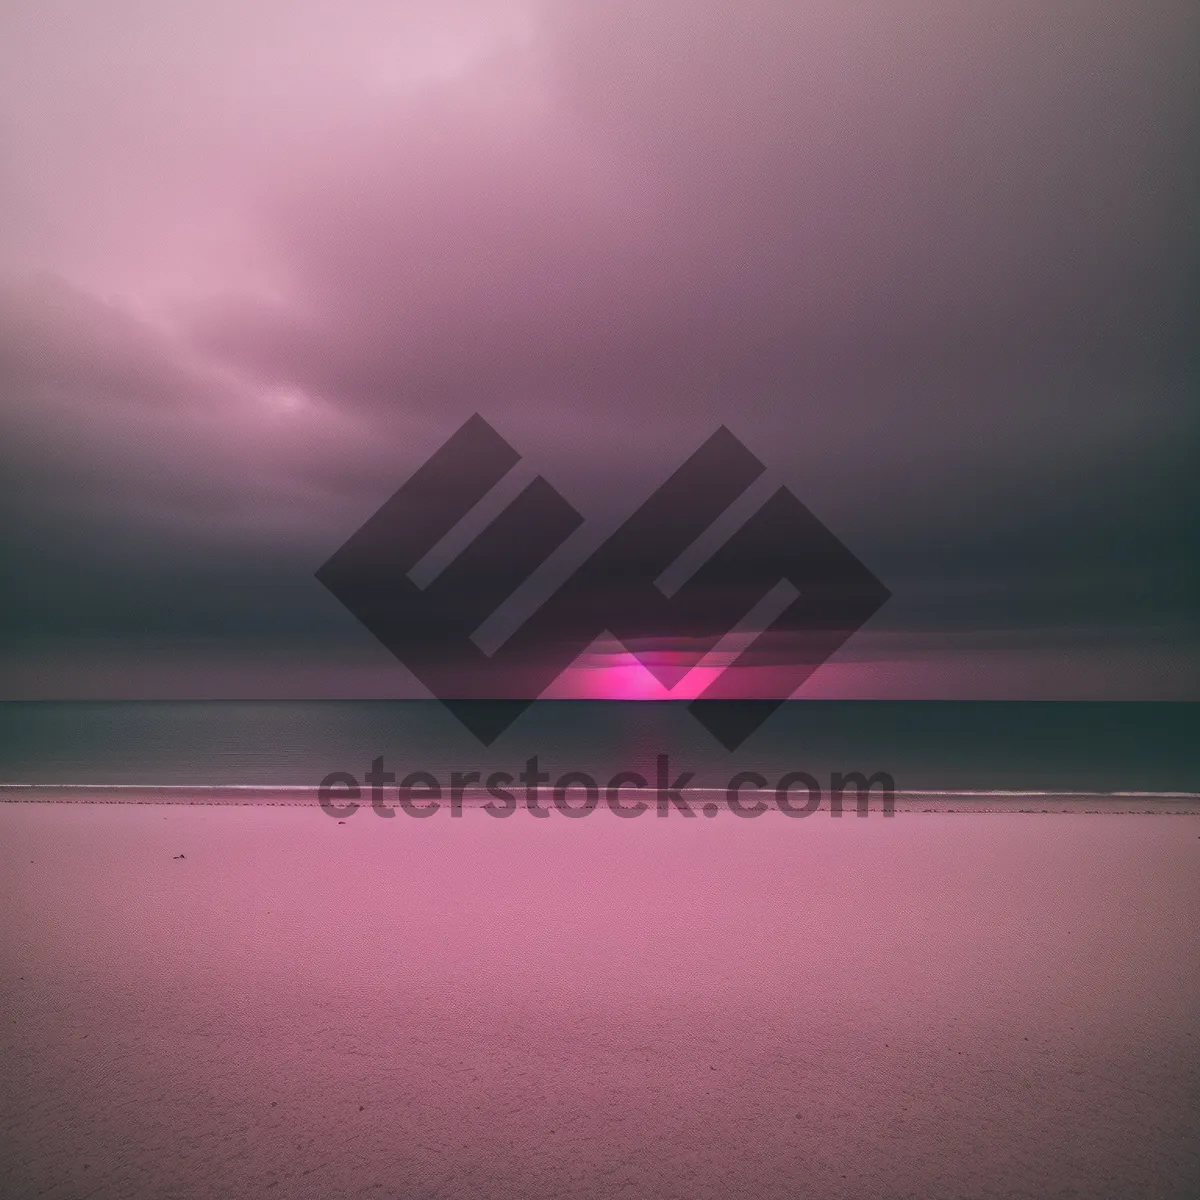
2 803 1198 1198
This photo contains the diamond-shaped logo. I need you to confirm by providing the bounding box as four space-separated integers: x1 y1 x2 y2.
317 415 889 748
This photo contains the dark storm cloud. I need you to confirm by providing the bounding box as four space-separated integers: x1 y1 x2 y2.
180 2 1196 528
0 1 1195 696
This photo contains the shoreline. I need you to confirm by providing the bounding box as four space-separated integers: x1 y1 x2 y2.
2 784 1197 814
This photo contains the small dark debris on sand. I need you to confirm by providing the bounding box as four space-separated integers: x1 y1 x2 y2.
173 854 185 860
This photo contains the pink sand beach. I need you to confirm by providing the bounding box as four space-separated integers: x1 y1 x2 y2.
2 803 1198 1198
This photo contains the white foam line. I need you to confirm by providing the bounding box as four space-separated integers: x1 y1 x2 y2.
1 783 1197 799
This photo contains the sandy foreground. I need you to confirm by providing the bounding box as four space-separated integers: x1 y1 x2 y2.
1 804 1198 1199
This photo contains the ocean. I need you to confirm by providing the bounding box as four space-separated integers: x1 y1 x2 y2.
1 699 1195 793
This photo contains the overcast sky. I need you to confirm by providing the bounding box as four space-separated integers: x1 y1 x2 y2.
1 0 1196 699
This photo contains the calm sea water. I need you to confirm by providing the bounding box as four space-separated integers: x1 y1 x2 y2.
0 699 1196 792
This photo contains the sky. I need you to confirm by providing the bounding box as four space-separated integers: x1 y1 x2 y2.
0 0 1196 700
